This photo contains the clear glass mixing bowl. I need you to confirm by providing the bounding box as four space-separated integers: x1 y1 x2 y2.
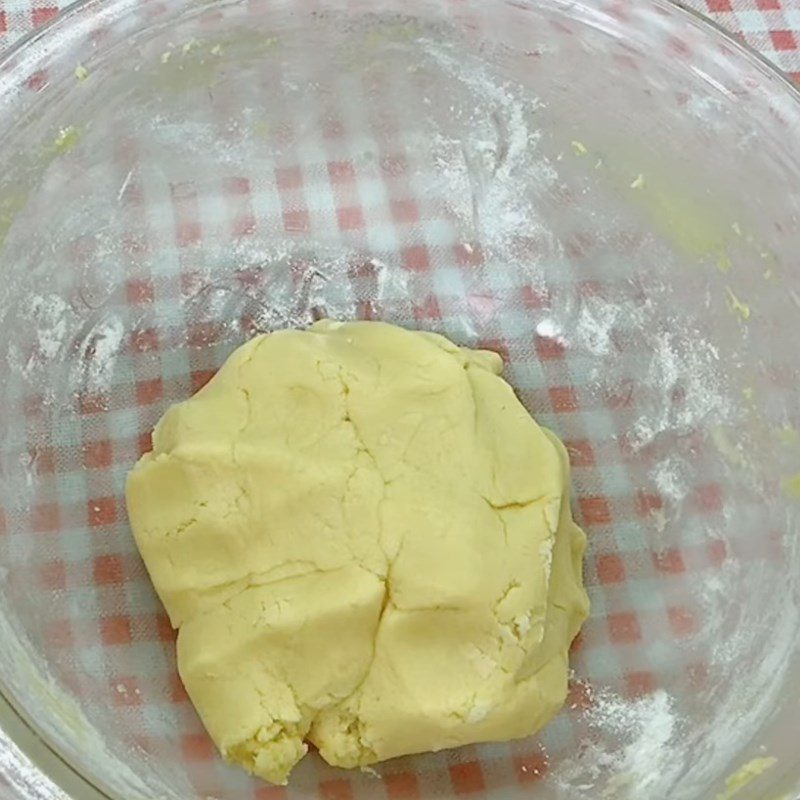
0 0 798 798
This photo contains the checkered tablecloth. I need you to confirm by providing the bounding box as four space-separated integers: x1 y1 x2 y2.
0 0 796 83
0 1 798 800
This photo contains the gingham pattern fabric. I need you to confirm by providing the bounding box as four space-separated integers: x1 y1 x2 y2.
0 2 797 800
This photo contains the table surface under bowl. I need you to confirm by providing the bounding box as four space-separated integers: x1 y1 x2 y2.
0 1 798 799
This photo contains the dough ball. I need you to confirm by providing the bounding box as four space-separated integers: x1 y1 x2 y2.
126 320 589 784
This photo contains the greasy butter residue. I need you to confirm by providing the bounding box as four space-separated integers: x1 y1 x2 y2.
777 425 800 446
717 249 732 273
587 142 743 266
780 474 800 501
601 772 635 798
252 120 271 139
571 140 588 156
716 756 777 800
74 63 89 82
182 38 203 55
2 125 84 250
363 21 421 48
343 22 419 70
154 34 272 91
725 287 751 322
630 173 645 190
0 193 28 247
631 179 729 258
739 386 758 418
206 30 280 55
156 47 219 91
710 427 747 469
51 125 82 155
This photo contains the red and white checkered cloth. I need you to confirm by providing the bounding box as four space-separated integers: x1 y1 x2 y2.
0 2 797 800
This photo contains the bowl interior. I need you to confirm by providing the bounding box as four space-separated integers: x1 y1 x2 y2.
0 0 799 798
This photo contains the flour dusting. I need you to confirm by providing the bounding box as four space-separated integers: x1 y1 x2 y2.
76 314 126 393
414 37 558 285
628 329 729 452
552 689 685 799
29 295 72 363
593 690 684 797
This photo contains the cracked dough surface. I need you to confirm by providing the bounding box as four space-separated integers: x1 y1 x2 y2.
126 320 589 784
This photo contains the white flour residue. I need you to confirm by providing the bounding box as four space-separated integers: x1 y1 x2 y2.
76 314 126 394
690 557 744 668
628 329 729 452
0 723 69 800
573 297 624 357
553 689 685 799
6 294 78 390
178 238 415 337
594 689 683 797
677 598 799 797
1 286 133 422
571 292 654 360
28 295 73 364
416 39 558 280
650 456 693 505
684 95 728 133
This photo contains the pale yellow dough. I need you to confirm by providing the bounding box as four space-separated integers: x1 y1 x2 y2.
126 320 589 784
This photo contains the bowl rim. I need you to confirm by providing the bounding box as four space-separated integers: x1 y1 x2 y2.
0 0 798 798
1 0 800 105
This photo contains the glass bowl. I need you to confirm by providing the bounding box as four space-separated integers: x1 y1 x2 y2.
0 0 798 798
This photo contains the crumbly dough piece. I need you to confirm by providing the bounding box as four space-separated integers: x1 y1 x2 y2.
126 320 589 784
